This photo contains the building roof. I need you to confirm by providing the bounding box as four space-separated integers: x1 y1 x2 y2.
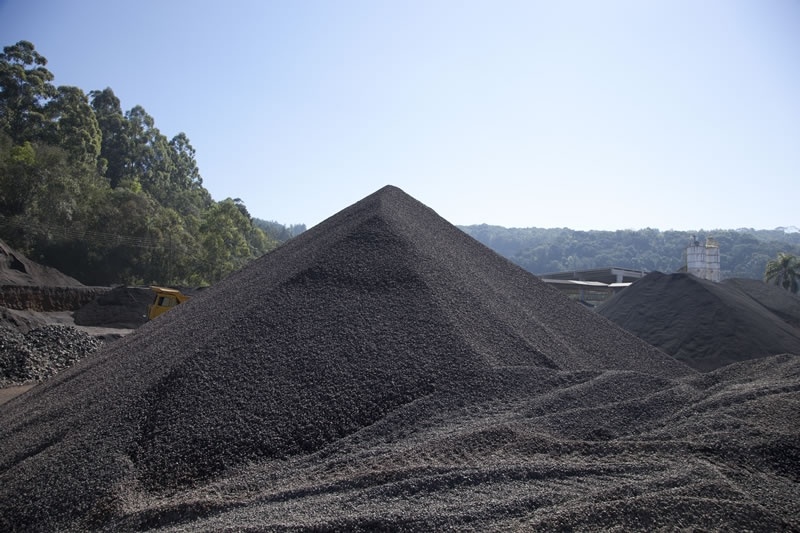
538 267 647 285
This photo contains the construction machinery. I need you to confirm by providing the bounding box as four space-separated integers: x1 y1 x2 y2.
147 286 191 320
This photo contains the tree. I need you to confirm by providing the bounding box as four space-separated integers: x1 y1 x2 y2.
0 41 288 286
0 40 57 142
197 199 253 282
196 198 276 283
764 252 800 294
45 85 102 172
0 134 37 216
90 87 131 188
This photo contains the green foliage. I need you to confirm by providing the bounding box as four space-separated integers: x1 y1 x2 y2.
45 85 102 172
461 225 800 280
90 87 129 187
764 252 800 294
200 200 275 282
253 219 306 242
0 40 282 286
0 40 57 142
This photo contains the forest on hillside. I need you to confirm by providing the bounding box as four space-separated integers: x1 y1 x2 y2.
461 225 800 280
0 40 300 286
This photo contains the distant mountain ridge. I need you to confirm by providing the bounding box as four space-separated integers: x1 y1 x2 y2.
459 225 800 280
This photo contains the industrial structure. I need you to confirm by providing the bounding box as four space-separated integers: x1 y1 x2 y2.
685 236 721 282
539 267 648 307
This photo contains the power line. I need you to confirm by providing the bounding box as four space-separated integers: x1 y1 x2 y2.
0 217 159 249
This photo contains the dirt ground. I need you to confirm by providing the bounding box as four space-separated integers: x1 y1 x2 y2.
38 310 136 338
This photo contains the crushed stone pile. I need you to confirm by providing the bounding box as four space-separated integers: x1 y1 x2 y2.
0 306 51 334
1 186 798 531
597 271 800 371
73 286 154 328
0 238 83 287
722 277 800 329
0 324 102 387
0 237 103 312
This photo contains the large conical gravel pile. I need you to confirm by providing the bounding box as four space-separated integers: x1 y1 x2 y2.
1 186 798 531
598 271 800 371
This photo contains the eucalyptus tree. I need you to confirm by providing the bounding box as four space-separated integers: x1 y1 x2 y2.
90 87 131 188
166 132 212 216
0 40 57 142
0 41 59 223
45 85 102 173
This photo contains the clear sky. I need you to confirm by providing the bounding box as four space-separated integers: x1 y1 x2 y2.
1 0 798 231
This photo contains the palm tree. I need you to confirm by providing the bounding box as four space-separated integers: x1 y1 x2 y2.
764 252 800 294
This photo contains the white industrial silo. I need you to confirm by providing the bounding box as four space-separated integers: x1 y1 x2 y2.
686 236 720 282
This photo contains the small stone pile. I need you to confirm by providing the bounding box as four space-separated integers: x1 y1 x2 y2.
0 324 101 387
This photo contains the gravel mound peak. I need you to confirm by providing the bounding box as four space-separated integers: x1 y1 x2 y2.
1 186 798 531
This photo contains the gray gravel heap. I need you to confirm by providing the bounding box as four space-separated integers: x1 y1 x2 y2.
598 271 800 371
0 237 84 286
0 324 102 387
0 186 798 531
73 286 154 329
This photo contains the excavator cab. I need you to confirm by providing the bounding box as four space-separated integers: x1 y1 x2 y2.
147 286 190 320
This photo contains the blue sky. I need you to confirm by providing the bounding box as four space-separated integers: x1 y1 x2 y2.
1 0 798 230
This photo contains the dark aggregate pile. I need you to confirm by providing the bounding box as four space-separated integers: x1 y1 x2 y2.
1 186 798 531
0 306 50 334
0 238 83 287
73 286 154 328
598 271 800 371
723 277 800 329
0 324 102 387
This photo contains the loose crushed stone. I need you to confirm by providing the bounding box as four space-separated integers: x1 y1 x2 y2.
0 238 84 287
598 271 800 371
73 286 154 329
0 186 798 531
0 324 102 387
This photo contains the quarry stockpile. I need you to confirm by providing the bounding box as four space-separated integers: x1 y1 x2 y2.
73 286 154 329
0 237 106 311
598 271 800 371
0 238 84 287
1 186 798 531
0 324 102 387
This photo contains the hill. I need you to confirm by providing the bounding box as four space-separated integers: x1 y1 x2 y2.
461 225 800 279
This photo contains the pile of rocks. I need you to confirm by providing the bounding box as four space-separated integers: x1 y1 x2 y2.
598 271 800 371
1 186 798 531
0 325 101 387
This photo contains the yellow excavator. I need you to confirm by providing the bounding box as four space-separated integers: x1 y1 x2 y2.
147 286 191 320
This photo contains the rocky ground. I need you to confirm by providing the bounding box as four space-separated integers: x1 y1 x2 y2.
1 186 798 532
